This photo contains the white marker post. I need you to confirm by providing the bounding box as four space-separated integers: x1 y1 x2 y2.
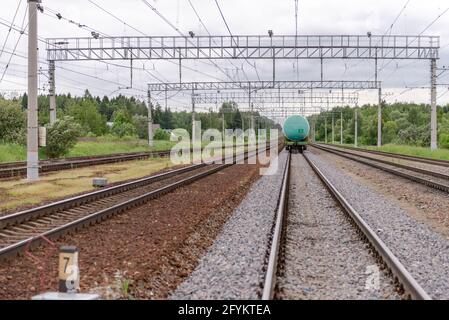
58 246 79 293
32 246 100 300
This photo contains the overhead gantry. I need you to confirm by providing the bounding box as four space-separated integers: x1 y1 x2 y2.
190 90 360 144
148 80 371 141
45 34 439 148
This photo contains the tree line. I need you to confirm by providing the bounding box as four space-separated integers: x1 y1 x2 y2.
308 102 449 148
4 91 449 154
0 90 278 144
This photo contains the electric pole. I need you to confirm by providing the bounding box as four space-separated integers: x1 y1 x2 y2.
147 90 154 147
340 110 343 144
375 57 382 148
332 110 335 143
191 88 196 144
354 106 358 147
377 87 382 147
27 0 41 181
49 60 56 124
324 116 327 143
431 58 437 150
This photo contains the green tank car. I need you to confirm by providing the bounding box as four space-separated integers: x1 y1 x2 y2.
282 115 310 153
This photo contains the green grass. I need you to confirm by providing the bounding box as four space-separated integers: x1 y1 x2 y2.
0 157 174 211
66 137 176 157
0 143 27 162
0 136 253 163
0 138 177 163
326 142 449 162
362 144 449 161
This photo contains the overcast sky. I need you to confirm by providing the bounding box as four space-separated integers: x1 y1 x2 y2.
0 0 448 117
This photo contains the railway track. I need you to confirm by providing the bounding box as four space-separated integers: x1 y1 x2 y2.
262 151 431 300
0 143 254 179
311 144 449 194
0 151 170 179
317 143 449 168
0 143 280 260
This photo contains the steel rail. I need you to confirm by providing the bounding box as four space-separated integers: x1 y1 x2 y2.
0 150 163 169
302 152 431 300
1 141 279 229
0 150 171 179
317 143 449 168
0 143 254 179
311 144 449 193
0 163 206 229
0 143 282 260
312 144 449 181
0 164 228 260
0 152 168 169
262 151 290 300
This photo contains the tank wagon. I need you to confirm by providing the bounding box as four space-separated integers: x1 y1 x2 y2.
282 115 310 153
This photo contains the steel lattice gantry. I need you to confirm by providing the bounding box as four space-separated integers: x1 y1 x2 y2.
148 80 371 134
45 34 440 149
147 80 380 92
147 80 365 134
192 90 359 141
192 91 359 104
46 35 439 61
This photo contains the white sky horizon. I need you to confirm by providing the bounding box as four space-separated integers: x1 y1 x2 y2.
0 0 448 121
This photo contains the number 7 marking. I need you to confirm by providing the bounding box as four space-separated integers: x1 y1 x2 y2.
63 257 70 273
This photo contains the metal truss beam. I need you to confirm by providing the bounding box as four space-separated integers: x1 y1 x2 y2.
249 107 327 117
244 107 333 113
47 35 439 61
193 91 358 104
148 80 380 92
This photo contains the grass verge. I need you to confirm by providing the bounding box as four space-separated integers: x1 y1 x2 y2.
363 144 449 161
327 142 449 161
0 136 255 163
0 138 176 163
0 157 174 212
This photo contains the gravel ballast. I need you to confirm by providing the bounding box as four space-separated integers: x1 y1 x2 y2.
172 151 289 299
277 154 399 299
307 149 449 299
310 147 449 239
318 144 449 176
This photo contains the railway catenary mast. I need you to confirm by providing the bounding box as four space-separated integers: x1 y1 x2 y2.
27 0 41 181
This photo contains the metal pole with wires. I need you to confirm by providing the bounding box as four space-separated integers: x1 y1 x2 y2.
340 110 343 144
294 0 299 80
324 115 327 143
268 30 275 86
341 86 344 144
191 89 195 139
222 105 225 141
27 0 41 181
313 118 316 142
431 58 438 150
249 82 254 130
49 59 57 124
378 86 382 147
375 56 382 147
178 50 182 84
354 106 358 147
147 90 154 147
331 110 335 143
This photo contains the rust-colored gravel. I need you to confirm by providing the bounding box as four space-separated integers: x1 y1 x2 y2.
0 163 263 300
309 147 449 240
